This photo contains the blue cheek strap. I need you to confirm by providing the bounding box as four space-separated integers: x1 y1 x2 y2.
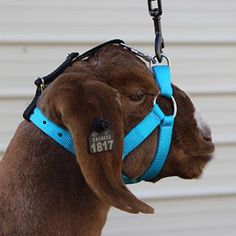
29 64 176 185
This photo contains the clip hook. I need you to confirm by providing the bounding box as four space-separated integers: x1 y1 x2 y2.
155 33 164 63
148 0 165 63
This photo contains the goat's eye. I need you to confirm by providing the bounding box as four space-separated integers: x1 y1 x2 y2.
129 91 145 102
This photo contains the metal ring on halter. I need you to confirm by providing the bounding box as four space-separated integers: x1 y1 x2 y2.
153 93 177 118
153 53 171 67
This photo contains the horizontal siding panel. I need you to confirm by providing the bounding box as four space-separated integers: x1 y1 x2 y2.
0 44 98 92
1 0 236 42
1 44 236 93
0 98 30 147
103 196 236 236
103 195 236 236
190 94 236 143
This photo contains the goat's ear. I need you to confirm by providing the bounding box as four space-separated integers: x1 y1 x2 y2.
56 78 154 214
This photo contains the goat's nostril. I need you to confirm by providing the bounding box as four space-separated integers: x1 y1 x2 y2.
203 135 212 143
200 123 212 143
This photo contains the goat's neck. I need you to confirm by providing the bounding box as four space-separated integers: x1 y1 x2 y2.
1 121 109 235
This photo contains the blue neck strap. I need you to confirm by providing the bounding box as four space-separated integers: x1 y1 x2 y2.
29 65 175 184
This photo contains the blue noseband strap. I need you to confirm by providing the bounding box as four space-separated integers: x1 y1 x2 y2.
122 65 175 184
29 65 175 185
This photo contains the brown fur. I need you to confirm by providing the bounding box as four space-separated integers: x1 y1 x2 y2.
0 45 215 235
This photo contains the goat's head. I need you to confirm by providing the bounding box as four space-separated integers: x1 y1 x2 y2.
39 44 215 214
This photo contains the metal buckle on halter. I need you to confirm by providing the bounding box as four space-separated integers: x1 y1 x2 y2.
41 79 45 92
36 78 46 93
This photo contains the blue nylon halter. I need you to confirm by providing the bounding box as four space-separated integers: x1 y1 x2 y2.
29 65 175 184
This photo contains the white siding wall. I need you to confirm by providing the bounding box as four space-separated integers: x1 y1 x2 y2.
0 0 236 235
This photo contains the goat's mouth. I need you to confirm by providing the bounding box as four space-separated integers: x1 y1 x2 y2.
178 146 214 180
199 141 215 158
185 140 215 158
200 152 214 160
197 153 214 166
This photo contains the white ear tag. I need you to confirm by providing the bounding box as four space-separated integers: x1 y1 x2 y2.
88 130 114 154
88 118 114 154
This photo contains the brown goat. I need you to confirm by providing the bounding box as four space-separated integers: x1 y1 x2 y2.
0 45 215 235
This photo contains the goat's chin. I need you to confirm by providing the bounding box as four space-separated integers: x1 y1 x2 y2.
179 154 213 179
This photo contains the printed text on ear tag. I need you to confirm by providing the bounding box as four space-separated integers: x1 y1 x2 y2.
88 129 114 154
